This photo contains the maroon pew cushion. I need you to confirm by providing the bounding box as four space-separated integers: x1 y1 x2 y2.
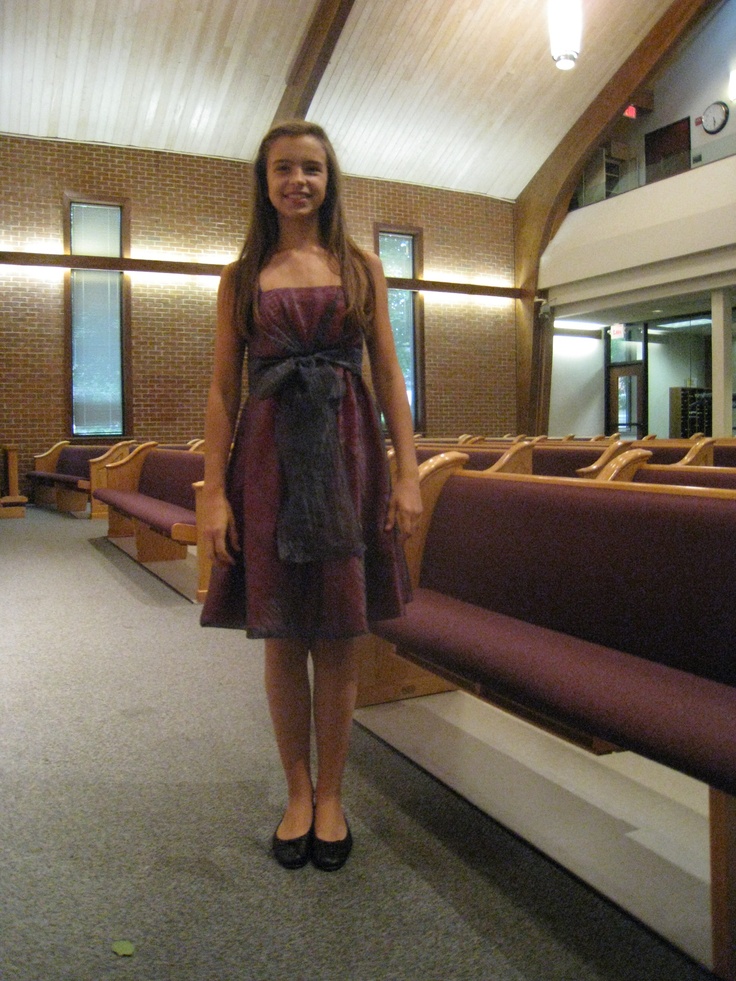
137 449 203 511
93 449 203 534
714 445 736 467
373 587 736 795
26 445 109 483
634 467 736 489
56 446 109 479
418 474 736 686
94 488 195 536
531 445 610 476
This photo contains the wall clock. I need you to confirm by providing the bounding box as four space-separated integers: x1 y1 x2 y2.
701 100 729 134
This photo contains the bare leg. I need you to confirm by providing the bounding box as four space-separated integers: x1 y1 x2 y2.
311 637 359 841
264 637 314 839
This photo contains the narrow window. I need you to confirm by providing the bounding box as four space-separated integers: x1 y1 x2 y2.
65 197 129 436
376 228 424 430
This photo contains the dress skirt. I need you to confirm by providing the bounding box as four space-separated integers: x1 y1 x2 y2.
200 285 411 640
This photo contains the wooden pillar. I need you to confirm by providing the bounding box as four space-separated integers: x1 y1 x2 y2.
711 289 733 438
0 445 27 518
711 787 736 980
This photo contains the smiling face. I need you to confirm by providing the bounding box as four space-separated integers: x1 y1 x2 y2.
266 134 329 223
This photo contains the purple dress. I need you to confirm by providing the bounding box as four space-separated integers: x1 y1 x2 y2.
201 285 411 639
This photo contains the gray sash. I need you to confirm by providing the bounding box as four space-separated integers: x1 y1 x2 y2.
250 346 365 563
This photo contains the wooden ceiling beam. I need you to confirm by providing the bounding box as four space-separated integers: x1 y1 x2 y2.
0 251 526 301
272 0 357 123
513 0 722 435
0 251 223 277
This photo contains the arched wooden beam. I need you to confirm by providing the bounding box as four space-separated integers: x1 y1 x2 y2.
272 0 357 123
513 0 721 436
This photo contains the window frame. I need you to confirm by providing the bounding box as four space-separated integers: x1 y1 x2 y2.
63 192 132 438
373 223 425 433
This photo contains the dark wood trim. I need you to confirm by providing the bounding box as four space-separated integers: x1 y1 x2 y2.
0 251 223 276
387 277 525 299
272 0 357 122
513 0 721 436
0 250 523 300
710 787 736 981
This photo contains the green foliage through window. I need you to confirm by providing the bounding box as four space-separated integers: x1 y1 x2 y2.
378 232 416 424
69 203 124 436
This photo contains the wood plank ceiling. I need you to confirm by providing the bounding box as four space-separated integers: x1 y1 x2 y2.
0 0 696 202
0 0 722 437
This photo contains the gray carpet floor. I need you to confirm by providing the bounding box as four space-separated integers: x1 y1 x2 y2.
0 508 714 981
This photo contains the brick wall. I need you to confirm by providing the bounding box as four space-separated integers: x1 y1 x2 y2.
343 176 516 435
0 134 516 485
129 277 219 441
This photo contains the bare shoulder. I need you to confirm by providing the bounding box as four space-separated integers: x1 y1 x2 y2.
360 249 385 278
358 250 388 296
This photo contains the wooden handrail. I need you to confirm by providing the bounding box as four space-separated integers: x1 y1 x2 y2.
403 451 469 588
676 436 715 466
594 448 653 482
104 441 158 492
483 440 533 475
32 440 70 469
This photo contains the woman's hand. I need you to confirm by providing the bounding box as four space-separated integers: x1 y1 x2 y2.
203 490 240 567
385 475 423 537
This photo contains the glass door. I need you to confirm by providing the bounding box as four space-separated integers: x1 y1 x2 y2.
606 325 647 438
608 363 646 438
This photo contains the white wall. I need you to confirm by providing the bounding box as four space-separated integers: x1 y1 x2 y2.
539 153 736 312
548 332 605 437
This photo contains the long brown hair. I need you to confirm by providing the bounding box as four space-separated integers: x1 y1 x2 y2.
231 120 374 338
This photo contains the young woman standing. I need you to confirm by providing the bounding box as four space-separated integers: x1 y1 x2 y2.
201 120 421 871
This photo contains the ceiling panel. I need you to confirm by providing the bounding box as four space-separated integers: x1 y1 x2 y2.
308 0 679 198
0 0 319 164
0 0 703 200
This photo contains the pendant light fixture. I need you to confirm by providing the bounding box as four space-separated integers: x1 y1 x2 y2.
548 0 582 70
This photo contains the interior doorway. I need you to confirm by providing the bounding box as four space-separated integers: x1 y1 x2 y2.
605 325 648 438
608 364 646 438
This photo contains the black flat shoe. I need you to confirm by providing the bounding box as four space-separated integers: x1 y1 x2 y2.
272 823 313 870
311 823 353 872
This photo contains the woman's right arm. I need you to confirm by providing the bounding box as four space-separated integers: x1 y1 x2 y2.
202 262 246 566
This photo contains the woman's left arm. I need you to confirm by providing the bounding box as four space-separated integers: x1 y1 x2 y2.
363 250 422 536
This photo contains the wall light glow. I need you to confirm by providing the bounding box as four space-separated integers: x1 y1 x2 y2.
130 248 233 266
422 291 513 309
0 264 65 283
553 334 600 359
128 270 220 289
554 319 604 331
730 69 736 102
423 269 513 290
420 270 515 307
21 239 64 254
